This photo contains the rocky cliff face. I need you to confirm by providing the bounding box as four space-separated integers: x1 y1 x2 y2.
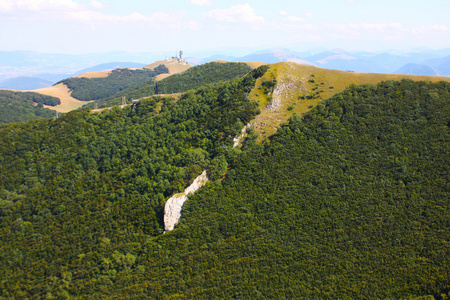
164 170 209 231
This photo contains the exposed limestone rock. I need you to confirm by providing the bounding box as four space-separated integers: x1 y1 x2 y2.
267 80 298 112
233 124 250 147
164 170 209 231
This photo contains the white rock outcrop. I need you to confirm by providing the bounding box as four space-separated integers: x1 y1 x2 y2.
233 124 250 147
164 170 209 231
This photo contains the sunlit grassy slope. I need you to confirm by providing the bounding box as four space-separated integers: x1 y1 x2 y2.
249 62 450 141
144 59 192 80
35 83 93 113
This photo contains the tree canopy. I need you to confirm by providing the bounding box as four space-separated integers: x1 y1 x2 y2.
89 62 254 109
59 65 169 101
0 77 449 299
0 90 59 124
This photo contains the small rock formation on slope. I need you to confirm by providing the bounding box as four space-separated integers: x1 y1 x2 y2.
164 170 209 231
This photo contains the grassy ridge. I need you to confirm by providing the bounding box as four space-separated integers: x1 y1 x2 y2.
249 62 450 141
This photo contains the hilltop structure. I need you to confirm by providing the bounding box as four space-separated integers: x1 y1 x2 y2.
166 50 187 65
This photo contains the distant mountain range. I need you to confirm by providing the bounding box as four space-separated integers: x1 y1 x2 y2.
0 61 147 90
1 48 449 90
191 48 450 76
393 64 438 76
0 77 55 90
0 50 158 90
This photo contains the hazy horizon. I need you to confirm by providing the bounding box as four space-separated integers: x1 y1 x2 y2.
1 0 449 55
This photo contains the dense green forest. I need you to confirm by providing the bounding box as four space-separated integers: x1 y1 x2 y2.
154 62 252 95
0 90 60 124
0 77 449 299
0 66 266 299
59 65 169 101
86 62 253 109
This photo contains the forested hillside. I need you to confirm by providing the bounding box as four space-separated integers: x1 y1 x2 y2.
58 65 169 102
154 62 252 94
0 66 267 299
0 76 449 299
87 62 253 109
0 90 60 124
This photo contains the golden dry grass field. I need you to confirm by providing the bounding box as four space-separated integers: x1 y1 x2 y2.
74 70 111 79
144 59 192 80
34 83 93 113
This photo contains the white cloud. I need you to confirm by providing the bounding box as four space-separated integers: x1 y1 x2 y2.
305 11 313 18
205 4 264 24
187 20 201 30
0 0 80 12
0 0 14 12
426 25 450 32
190 0 212 6
285 16 304 22
279 11 288 16
66 9 186 29
0 0 201 31
90 0 105 9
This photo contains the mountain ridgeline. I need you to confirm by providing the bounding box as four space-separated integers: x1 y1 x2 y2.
0 66 449 298
86 62 253 109
58 65 170 102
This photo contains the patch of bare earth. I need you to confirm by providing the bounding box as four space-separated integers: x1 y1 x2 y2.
34 83 93 113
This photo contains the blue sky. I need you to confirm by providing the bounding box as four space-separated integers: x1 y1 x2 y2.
0 0 449 55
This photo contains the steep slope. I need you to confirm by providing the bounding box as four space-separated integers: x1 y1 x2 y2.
1 63 449 298
157 80 449 299
0 67 266 299
249 62 450 141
